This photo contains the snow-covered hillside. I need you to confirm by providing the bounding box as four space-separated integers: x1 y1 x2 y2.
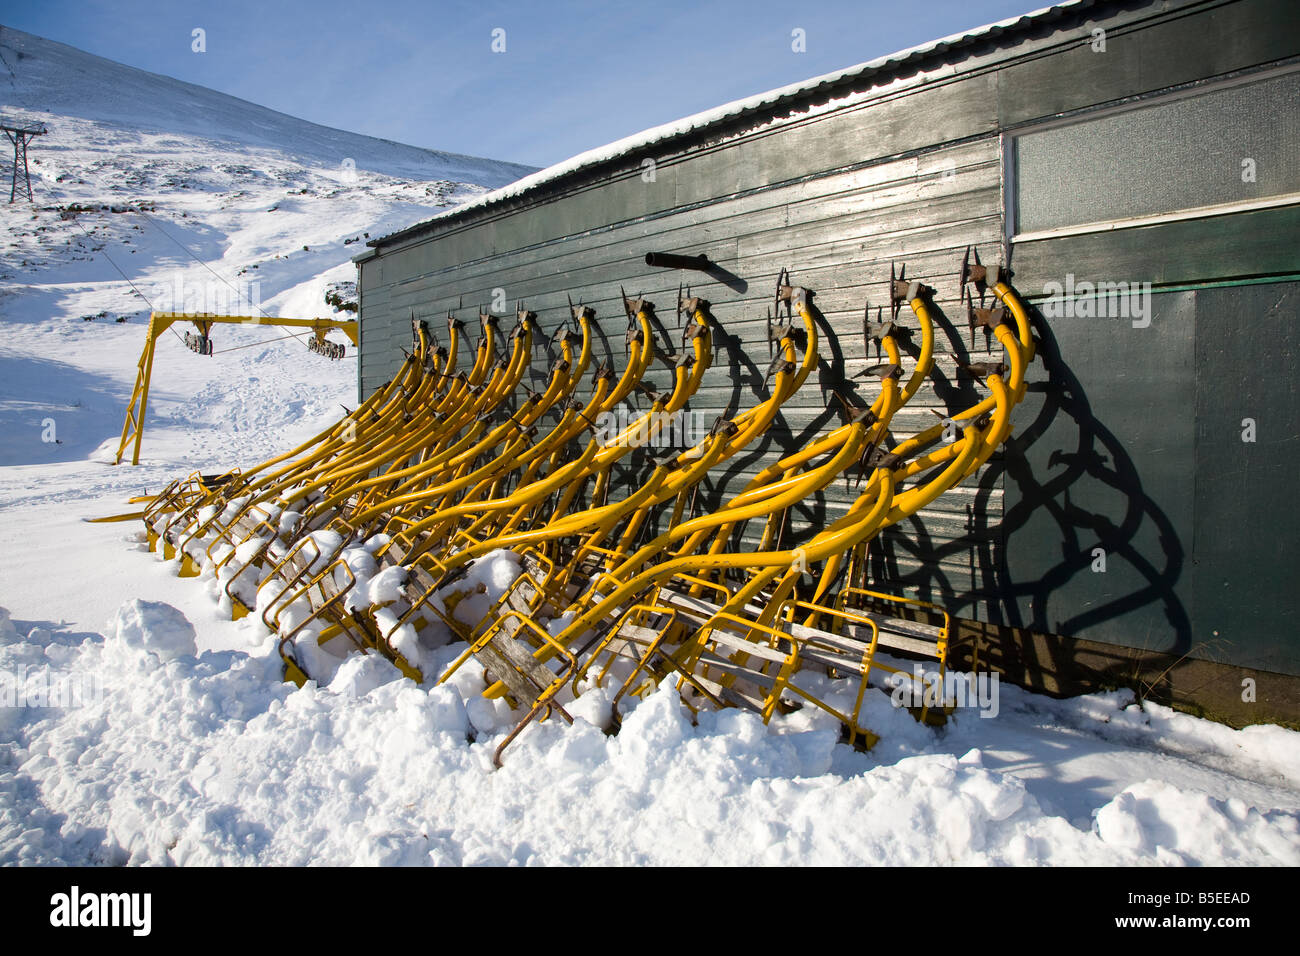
0 26 1297 868
0 23 535 471
0 25 535 184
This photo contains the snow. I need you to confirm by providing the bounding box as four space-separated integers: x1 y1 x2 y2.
3 617 1298 866
106 599 197 663
1 19 1299 868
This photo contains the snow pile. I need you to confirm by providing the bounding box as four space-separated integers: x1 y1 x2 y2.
3 607 1297 866
106 599 197 663
328 653 407 699
1093 780 1299 864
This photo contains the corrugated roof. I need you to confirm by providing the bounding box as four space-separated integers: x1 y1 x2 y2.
366 0 1104 252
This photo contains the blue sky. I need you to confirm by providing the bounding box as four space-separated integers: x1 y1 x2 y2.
2 0 1042 168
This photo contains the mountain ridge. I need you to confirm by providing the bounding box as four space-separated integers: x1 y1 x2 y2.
0 24 536 185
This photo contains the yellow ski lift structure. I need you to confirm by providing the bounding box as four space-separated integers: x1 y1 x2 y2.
113 311 359 466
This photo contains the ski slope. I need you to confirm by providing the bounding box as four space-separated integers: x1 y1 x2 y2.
0 25 1298 867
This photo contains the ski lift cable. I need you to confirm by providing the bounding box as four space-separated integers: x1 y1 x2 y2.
132 207 317 350
66 211 187 348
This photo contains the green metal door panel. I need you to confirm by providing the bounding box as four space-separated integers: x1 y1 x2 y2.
999 290 1197 653
1191 281 1300 674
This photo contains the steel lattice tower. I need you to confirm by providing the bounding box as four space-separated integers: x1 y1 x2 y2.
1 118 47 203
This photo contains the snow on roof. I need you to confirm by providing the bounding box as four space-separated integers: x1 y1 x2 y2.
368 0 1097 251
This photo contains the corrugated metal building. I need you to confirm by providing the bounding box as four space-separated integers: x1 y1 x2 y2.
353 0 1300 723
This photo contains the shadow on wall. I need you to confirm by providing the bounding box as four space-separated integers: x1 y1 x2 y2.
526 285 1193 678
863 298 1192 666
994 304 1191 642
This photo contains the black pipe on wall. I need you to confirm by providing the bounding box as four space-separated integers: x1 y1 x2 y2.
645 252 711 271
